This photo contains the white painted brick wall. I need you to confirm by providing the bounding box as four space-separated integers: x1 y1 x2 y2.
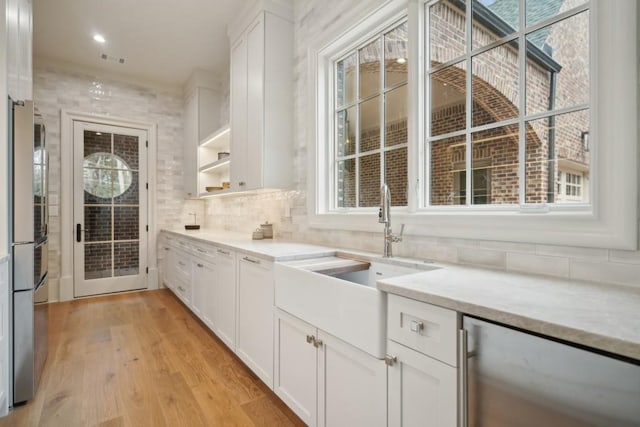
33 64 204 300
203 0 640 290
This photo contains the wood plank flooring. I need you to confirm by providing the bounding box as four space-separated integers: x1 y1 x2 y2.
0 289 305 427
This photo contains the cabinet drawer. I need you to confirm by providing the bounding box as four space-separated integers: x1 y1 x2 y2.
388 294 459 366
191 242 216 263
174 251 192 283
173 277 191 305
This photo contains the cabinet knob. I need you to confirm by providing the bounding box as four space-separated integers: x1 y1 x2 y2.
313 338 323 348
239 181 246 186
384 355 397 366
306 335 314 344
197 263 204 268
410 320 424 333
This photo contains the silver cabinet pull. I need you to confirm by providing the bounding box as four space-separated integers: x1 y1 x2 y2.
217 249 230 255
458 329 468 427
197 263 204 268
243 256 260 265
410 320 424 333
178 261 186 267
197 248 207 254
384 355 397 366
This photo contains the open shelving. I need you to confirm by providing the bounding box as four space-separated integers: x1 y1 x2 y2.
198 125 230 196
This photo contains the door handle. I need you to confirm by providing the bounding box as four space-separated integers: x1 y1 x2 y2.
76 223 81 242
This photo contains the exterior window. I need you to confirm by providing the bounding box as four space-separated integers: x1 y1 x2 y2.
335 21 408 208
557 170 587 202
426 0 590 206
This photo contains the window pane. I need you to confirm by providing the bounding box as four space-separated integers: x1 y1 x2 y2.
472 40 520 127
473 0 518 51
526 0 587 28
84 130 111 157
526 11 589 115
114 207 139 241
525 110 589 204
430 135 466 205
84 168 113 204
472 124 519 204
85 243 112 280
114 242 139 277
429 0 466 66
337 108 356 156
359 153 380 207
84 206 112 242
385 148 408 207
385 85 408 147
360 96 380 153
360 39 381 100
337 159 356 208
113 171 138 205
431 61 467 137
385 22 408 88
337 53 357 107
113 134 139 170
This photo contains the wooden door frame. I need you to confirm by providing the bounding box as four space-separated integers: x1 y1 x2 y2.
60 110 158 301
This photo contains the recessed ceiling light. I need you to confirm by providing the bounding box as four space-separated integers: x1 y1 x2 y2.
93 34 106 43
396 57 407 65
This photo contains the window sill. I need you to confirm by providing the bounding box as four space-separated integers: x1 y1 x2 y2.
308 207 637 250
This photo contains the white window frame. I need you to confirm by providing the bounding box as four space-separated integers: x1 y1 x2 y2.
308 0 637 250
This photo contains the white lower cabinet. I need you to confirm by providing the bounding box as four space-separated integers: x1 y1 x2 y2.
386 294 459 427
274 310 317 426
386 340 457 427
237 255 275 388
192 258 215 329
275 309 387 427
212 248 236 350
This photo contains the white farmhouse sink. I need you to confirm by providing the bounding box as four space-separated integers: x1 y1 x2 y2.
274 255 436 359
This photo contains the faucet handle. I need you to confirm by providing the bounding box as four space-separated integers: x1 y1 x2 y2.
393 224 405 243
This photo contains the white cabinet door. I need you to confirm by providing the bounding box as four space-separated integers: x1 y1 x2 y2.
318 331 387 427
230 36 248 192
183 90 198 198
274 309 318 427
236 255 274 388
192 258 215 329
6 0 32 102
159 243 174 290
212 248 236 350
245 16 265 190
387 340 457 427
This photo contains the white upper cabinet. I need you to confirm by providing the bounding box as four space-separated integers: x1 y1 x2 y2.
228 1 293 192
7 0 32 102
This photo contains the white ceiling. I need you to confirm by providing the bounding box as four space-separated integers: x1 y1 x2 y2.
33 0 250 87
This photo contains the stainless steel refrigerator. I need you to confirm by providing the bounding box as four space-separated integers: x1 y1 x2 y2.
8 98 48 405
462 316 640 426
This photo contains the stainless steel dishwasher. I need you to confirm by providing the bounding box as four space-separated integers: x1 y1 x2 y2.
461 316 640 427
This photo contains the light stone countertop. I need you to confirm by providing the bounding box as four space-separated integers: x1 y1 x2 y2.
162 229 336 261
161 229 640 360
377 266 640 361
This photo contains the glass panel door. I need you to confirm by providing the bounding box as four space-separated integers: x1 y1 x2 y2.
73 121 148 297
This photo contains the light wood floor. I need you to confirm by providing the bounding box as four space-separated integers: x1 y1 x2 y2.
1 289 305 427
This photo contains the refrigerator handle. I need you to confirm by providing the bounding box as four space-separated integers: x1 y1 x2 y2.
458 329 468 427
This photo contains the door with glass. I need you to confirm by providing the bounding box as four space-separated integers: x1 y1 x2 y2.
73 121 148 297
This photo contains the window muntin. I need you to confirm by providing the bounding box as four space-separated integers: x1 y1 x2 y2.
425 0 590 207
334 20 409 209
